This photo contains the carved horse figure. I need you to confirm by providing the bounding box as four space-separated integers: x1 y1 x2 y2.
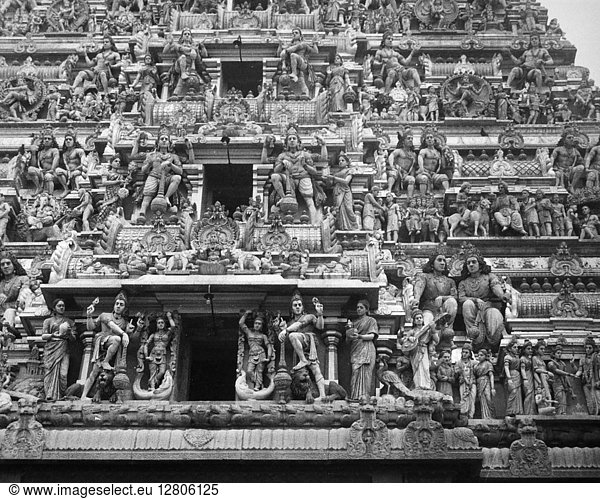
446 197 491 237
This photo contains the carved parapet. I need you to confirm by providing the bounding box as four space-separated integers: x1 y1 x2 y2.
459 159 543 178
223 9 270 29
173 12 218 30
152 101 209 127
343 250 369 279
514 293 599 319
254 224 322 252
553 65 589 81
264 101 319 125
0 63 62 80
429 62 498 78
273 11 320 30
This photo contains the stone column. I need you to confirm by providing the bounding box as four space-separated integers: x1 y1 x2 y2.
77 331 95 384
321 319 342 382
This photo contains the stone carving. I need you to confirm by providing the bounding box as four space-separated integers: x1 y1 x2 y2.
509 418 552 477
1 399 44 459
505 34 554 91
550 281 587 318
42 298 76 401
441 73 491 118
191 202 239 271
414 0 459 29
134 311 179 400
276 28 319 98
0 73 47 121
372 31 421 93
403 397 447 457
548 242 584 277
498 123 525 149
347 399 391 458
184 429 214 448
163 29 211 99
457 245 510 351
45 0 89 32
80 292 142 401
236 310 275 398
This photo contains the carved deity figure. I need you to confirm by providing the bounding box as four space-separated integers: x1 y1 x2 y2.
575 136 600 191
81 292 140 399
457 250 509 352
345 299 378 401
504 339 523 415
492 181 528 236
324 54 354 113
416 132 450 194
548 345 576 416
163 29 210 97
552 130 583 191
324 153 359 230
0 75 35 120
72 36 121 95
397 309 448 391
372 32 421 93
474 348 495 419
278 27 318 97
130 54 160 125
270 129 325 225
42 298 75 401
61 129 87 195
520 340 536 415
506 34 554 91
0 251 30 328
576 337 600 415
141 312 177 391
277 293 327 400
238 310 273 391
137 132 183 223
387 127 417 197
412 252 457 351
455 343 477 419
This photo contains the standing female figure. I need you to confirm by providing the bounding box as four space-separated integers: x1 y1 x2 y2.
345 299 378 401
42 298 75 400
520 340 536 415
474 348 495 419
325 153 359 230
503 338 523 415
455 343 477 419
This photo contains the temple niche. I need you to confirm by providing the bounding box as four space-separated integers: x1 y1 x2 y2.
0 0 599 483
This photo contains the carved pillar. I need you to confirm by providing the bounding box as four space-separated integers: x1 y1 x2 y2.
321 320 342 382
77 331 95 384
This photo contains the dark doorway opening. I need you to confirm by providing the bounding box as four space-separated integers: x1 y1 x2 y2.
203 164 253 214
221 61 262 97
186 315 238 401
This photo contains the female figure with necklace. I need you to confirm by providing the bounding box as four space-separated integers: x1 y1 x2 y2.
520 340 536 415
345 299 378 400
0 251 29 329
323 153 359 230
42 298 75 401
325 54 354 113
503 338 523 415
413 252 458 352
458 250 510 352
474 348 495 419
575 336 600 415
455 343 477 419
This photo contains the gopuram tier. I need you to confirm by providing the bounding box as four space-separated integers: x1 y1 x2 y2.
0 0 598 482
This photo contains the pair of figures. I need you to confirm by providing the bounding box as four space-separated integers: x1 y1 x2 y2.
412 249 509 355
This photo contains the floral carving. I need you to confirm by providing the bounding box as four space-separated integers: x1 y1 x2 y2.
347 400 391 458
509 418 551 477
548 242 584 277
